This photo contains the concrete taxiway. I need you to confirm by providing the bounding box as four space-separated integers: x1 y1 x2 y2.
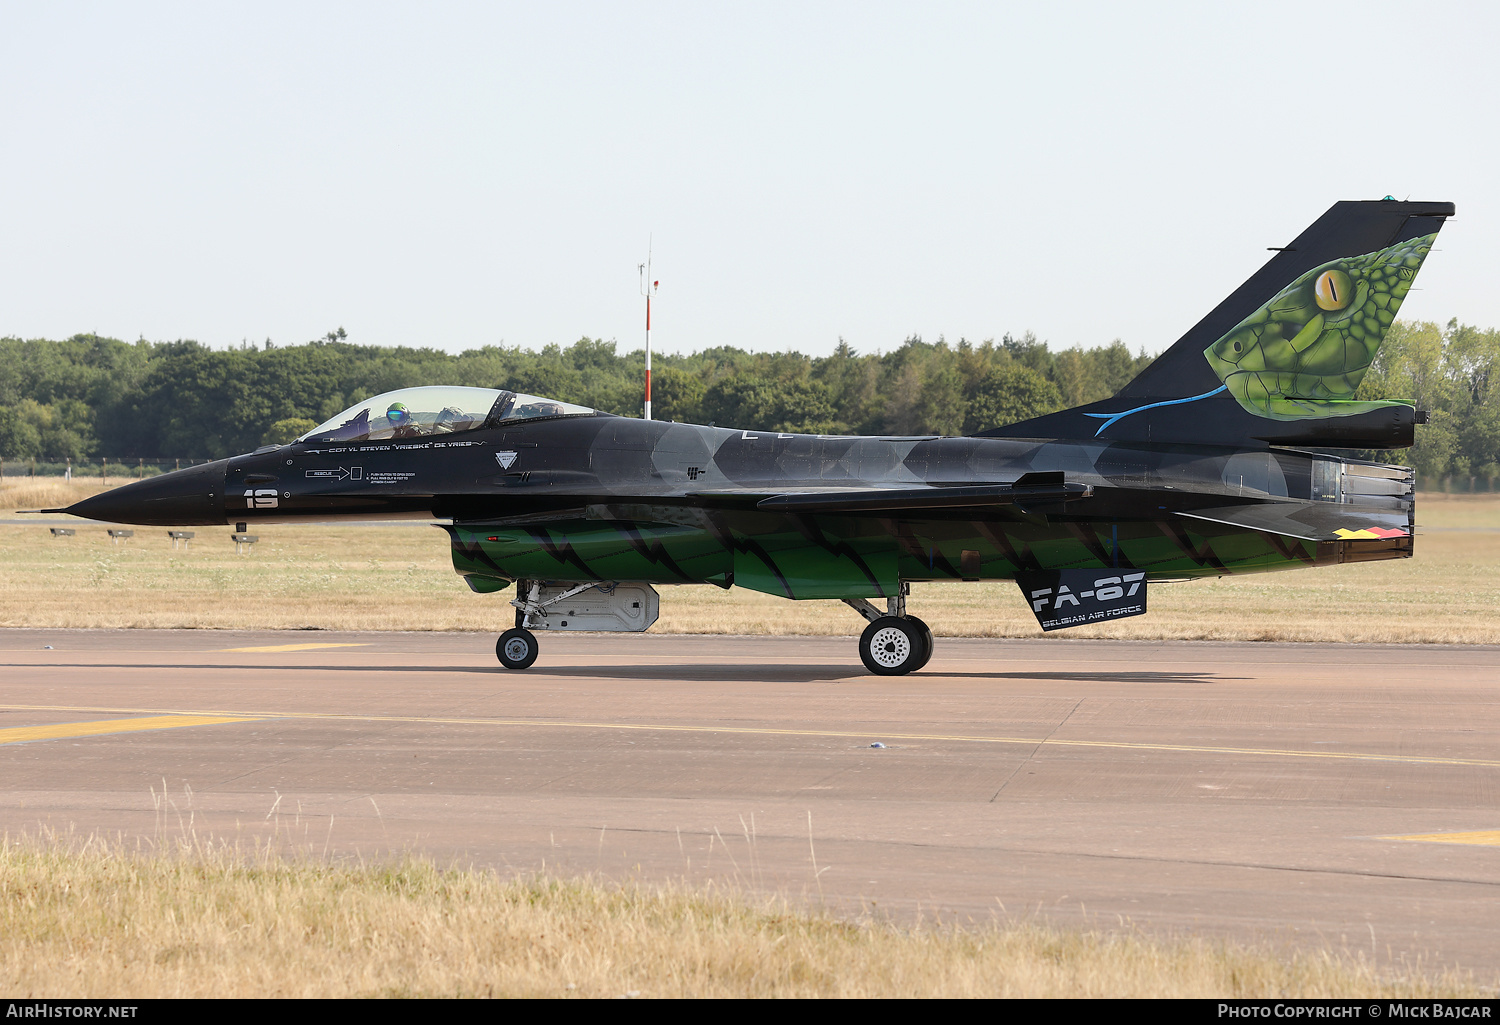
2 629 1499 972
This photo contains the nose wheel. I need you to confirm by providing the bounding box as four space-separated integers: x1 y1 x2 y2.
496 627 539 670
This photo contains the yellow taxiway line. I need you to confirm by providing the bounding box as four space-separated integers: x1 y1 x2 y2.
0 714 262 746
3 702 1499 770
1383 830 1500 846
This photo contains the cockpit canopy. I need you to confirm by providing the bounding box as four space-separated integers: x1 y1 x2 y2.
297 386 597 444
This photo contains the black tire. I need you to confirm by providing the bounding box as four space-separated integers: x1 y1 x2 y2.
496 628 539 670
906 616 935 671
859 616 923 676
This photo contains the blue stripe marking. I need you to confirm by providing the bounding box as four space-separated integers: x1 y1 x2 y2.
1083 385 1228 436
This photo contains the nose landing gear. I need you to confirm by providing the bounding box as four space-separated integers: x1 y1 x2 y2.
492 579 666 670
496 627 539 670
496 578 542 671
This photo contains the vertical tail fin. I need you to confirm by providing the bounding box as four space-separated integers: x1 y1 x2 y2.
979 199 1454 448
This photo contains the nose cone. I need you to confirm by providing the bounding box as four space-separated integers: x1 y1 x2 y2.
52 459 229 525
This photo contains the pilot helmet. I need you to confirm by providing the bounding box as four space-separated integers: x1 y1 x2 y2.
387 401 412 424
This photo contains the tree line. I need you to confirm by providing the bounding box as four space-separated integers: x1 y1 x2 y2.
1359 319 1500 483
0 330 1145 461
1 321 1497 484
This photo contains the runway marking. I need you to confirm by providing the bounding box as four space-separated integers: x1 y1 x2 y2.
0 715 262 746
218 643 371 653
4 703 1499 770
1383 830 1500 846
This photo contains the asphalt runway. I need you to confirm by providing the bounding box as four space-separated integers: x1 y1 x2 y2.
3 629 1499 973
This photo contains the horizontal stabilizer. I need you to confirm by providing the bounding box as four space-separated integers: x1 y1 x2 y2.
754 480 1090 514
1176 502 1409 542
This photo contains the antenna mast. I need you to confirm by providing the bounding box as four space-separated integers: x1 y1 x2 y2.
638 240 658 420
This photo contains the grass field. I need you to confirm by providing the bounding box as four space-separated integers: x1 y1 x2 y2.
0 834 1483 999
3 479 1498 643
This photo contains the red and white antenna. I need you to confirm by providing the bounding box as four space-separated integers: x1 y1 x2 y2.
638 239 658 420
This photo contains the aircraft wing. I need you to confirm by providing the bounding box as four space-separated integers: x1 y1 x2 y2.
1175 501 1410 541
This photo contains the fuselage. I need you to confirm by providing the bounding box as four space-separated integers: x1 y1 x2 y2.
66 411 1414 602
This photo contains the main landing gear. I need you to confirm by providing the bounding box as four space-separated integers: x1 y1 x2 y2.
844 587 933 676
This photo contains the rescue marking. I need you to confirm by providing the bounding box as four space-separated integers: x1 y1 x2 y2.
304 466 362 481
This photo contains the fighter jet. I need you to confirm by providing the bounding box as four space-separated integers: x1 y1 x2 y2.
51 199 1451 674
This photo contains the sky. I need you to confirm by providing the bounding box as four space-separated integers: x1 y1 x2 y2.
1 2 1496 359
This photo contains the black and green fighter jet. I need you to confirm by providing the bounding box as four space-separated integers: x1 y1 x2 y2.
51 199 1452 674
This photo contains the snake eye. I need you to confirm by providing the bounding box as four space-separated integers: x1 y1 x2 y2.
1233 341 1241 352
1314 269 1354 311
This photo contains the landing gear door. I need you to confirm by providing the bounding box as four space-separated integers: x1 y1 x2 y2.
520 582 660 633
1015 570 1148 632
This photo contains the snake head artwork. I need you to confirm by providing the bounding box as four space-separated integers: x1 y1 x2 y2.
1203 233 1435 420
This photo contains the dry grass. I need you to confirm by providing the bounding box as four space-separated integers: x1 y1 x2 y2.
2 477 112 512
3 481 1498 643
0 832 1482 999
1410 489 1500 528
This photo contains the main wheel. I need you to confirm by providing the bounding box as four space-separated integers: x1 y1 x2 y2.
906 615 935 671
496 628 539 670
859 616 923 676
